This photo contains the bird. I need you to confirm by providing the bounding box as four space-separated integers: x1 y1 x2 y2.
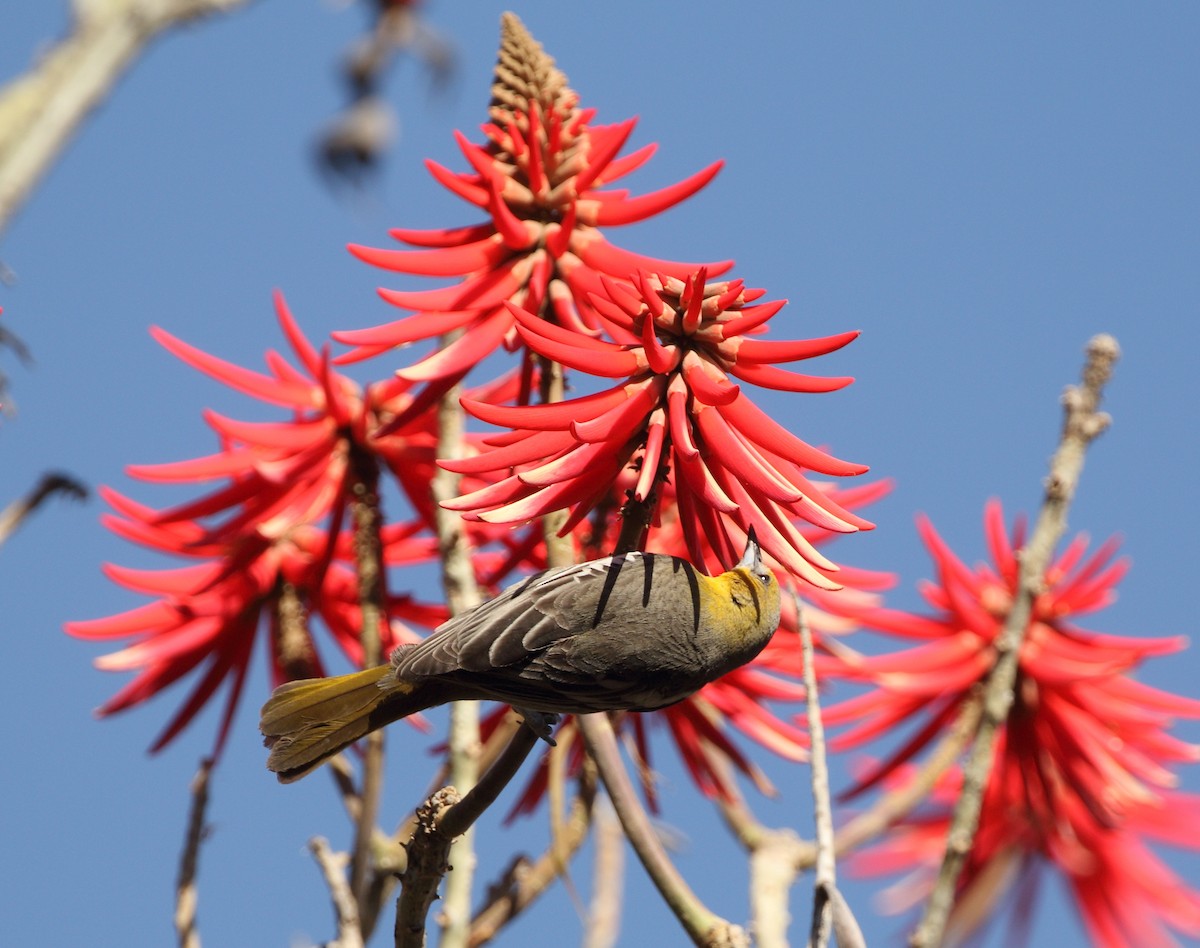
260 528 780 782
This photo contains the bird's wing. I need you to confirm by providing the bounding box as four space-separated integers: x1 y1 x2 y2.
393 553 661 677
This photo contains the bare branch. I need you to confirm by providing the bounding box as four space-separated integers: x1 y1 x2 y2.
578 712 749 948
0 471 87 550
0 0 255 240
310 836 365 948
468 763 597 947
832 695 982 859
430 358 485 948
584 794 625 948
909 334 1119 948
349 461 387 911
174 758 213 948
797 601 836 948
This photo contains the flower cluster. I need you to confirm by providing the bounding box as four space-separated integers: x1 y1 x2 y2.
66 295 534 756
334 11 726 399
827 501 1200 943
444 269 872 587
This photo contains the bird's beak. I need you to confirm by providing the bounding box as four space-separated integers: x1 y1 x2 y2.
737 525 762 572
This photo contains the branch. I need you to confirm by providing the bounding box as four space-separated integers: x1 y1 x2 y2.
174 758 213 948
430 358 485 948
394 726 544 947
583 794 625 948
832 695 982 859
909 334 1119 948
797 601 835 948
350 460 387 910
0 470 87 549
0 0 255 240
311 836 365 948
468 761 597 947
577 712 749 948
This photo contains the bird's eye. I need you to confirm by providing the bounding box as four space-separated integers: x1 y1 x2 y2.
758 571 772 585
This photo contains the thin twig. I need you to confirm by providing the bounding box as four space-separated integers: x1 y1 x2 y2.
797 600 836 948
430 356 485 948
311 836 366 948
0 471 87 549
174 758 213 948
578 712 749 948
909 334 1119 948
468 762 598 947
584 794 625 948
0 0 255 239
394 725 544 947
832 695 983 860
350 461 387 911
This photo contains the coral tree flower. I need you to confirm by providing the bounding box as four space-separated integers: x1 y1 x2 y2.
443 268 872 589
333 13 728 393
64 294 464 757
826 500 1200 945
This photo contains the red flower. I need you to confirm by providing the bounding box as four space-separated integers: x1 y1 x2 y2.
853 755 1200 947
826 500 1200 944
65 294 473 756
332 14 727 390
444 269 871 588
66 497 443 756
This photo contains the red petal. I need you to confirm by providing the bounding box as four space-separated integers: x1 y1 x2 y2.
681 352 740 406
719 300 787 337
396 307 513 382
150 327 312 408
693 406 803 504
348 233 514 277
424 158 488 206
462 383 628 430
572 230 733 281
718 394 867 477
388 221 494 248
569 378 660 444
592 161 723 226
333 308 481 351
734 330 860 364
573 118 638 193
727 360 854 393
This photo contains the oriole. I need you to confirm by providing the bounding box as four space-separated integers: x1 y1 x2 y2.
261 529 780 782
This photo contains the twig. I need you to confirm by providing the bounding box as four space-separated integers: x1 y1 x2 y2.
584 794 625 948
430 356 485 948
577 712 749 948
797 600 837 948
394 726 544 947
311 836 365 948
0 471 87 549
0 0 255 239
396 788 461 948
468 763 597 947
174 758 213 948
832 695 982 859
350 460 387 910
909 334 1119 948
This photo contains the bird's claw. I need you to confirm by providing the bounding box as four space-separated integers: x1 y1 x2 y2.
516 708 560 746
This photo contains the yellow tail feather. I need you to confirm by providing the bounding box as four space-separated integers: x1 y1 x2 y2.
261 665 401 783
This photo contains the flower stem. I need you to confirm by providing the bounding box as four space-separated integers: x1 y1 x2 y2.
909 334 1119 948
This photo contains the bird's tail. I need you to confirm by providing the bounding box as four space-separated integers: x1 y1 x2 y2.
260 665 425 783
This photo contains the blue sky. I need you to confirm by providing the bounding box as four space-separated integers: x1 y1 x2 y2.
3 3 1198 945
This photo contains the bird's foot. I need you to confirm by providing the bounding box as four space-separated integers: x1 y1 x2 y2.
516 708 560 746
